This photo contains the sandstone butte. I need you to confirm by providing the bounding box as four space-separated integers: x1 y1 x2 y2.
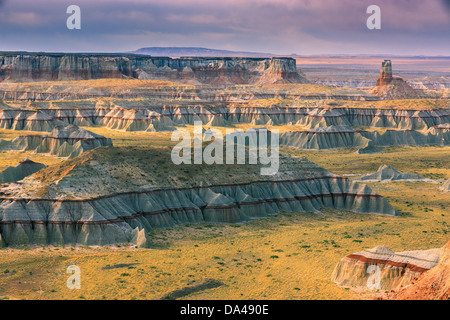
370 60 419 100
375 60 394 86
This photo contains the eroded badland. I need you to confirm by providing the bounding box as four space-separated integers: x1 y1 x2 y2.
0 53 448 300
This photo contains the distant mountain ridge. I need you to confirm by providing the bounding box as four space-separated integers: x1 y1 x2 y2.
129 47 450 59
129 47 275 57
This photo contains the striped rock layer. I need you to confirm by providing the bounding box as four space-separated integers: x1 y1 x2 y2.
0 125 112 158
331 245 441 291
0 54 307 85
1 105 448 132
0 176 397 247
389 241 450 300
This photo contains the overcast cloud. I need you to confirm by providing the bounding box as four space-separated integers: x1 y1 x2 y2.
0 0 448 55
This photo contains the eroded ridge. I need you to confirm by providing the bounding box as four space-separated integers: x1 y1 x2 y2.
0 148 397 247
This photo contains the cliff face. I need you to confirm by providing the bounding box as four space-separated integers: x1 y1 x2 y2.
2 103 448 149
0 146 398 247
2 103 448 133
280 126 450 150
0 53 307 85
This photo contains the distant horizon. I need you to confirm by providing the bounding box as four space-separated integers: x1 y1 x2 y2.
0 1 448 56
1 47 450 59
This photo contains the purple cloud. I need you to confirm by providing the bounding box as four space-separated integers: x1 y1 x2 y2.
0 0 448 55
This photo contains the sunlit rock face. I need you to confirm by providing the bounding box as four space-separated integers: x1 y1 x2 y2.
0 53 308 85
387 241 450 300
331 245 441 291
376 60 393 86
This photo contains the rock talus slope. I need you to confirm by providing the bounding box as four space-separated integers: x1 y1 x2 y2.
440 178 450 192
357 164 427 182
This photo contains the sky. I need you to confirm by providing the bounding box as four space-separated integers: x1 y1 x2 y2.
0 0 449 55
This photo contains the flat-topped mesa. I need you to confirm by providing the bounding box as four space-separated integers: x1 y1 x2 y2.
0 53 308 85
376 60 393 86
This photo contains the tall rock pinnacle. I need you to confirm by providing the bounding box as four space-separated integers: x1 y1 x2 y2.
370 59 418 100
376 60 393 86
